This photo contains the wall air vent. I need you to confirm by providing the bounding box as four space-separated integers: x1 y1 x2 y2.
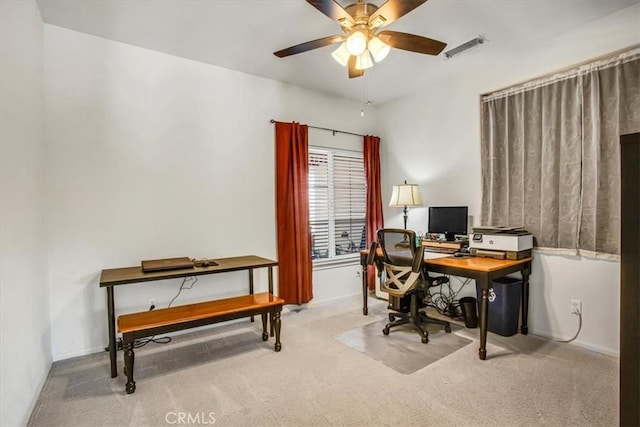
443 35 486 60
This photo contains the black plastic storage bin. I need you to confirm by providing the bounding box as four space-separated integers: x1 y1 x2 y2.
476 276 522 336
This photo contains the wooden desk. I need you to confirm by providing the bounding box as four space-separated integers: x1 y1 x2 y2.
359 250 532 360
100 255 277 378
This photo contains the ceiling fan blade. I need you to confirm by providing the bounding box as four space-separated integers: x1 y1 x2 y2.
377 30 446 55
274 35 345 58
348 55 364 79
306 0 355 27
369 0 427 28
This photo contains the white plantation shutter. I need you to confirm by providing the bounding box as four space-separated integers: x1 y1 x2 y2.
309 147 366 261
309 150 331 259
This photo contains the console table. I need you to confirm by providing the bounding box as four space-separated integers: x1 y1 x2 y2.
100 255 277 378
360 250 532 360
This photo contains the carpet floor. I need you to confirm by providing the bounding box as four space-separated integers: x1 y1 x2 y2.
28 295 618 426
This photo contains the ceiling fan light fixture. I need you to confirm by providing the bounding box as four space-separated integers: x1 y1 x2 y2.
346 31 367 56
368 36 390 63
331 43 351 67
355 50 373 70
273 0 447 80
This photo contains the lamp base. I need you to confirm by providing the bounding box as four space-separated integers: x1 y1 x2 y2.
403 205 409 230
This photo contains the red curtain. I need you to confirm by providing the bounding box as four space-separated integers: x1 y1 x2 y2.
275 121 313 304
364 135 384 290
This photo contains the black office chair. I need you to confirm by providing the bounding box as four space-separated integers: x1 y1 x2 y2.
374 228 451 343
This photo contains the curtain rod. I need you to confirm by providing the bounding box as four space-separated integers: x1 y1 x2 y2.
270 119 365 137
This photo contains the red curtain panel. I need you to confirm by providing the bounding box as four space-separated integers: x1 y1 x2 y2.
275 121 313 304
364 135 384 290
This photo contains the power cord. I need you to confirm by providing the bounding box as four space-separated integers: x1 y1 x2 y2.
556 307 583 343
133 335 171 348
168 276 198 308
424 276 470 320
131 276 199 348
132 303 172 348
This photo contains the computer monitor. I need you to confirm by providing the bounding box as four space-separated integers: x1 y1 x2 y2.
428 206 469 241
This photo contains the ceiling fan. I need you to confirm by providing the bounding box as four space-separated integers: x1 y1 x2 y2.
273 0 447 79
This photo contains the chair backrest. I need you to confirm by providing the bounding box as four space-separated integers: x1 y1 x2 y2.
376 228 417 266
376 229 424 297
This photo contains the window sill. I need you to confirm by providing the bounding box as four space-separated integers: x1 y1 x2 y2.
312 254 361 271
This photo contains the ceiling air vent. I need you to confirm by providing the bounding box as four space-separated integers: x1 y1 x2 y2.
443 36 486 60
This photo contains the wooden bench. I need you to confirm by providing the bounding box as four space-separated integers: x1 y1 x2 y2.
117 292 284 394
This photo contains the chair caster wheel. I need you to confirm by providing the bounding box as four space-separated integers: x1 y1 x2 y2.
421 336 429 344
388 314 395 322
445 325 452 333
383 327 390 335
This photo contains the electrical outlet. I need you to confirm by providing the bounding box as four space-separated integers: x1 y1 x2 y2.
570 299 582 315
149 298 156 309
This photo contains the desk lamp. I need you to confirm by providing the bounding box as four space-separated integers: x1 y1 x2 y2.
388 180 423 230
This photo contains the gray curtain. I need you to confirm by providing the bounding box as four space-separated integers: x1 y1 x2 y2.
481 48 640 257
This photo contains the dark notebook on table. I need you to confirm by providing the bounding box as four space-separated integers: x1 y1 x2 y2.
141 257 194 272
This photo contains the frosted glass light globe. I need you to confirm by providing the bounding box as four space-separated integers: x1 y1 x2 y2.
346 31 367 56
331 43 350 66
368 37 390 62
355 51 373 70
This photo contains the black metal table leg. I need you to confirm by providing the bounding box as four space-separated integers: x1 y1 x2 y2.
360 253 368 315
362 262 368 316
249 268 254 322
107 286 117 378
269 266 274 337
521 262 531 335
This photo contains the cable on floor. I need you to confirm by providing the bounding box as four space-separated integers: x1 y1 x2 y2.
424 275 470 320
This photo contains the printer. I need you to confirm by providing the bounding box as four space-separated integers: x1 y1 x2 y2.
469 226 533 259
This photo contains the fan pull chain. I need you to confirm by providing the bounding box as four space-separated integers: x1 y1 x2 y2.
360 75 365 117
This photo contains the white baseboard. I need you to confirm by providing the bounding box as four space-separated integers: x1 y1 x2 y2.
22 362 52 425
529 328 619 357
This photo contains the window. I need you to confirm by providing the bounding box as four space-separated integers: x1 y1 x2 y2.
309 147 366 263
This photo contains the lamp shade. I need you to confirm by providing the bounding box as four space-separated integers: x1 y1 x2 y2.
368 36 390 62
355 50 373 70
331 43 350 67
389 182 423 207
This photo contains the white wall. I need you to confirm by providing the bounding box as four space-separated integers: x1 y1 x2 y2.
44 25 378 360
377 4 640 355
0 1 51 426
